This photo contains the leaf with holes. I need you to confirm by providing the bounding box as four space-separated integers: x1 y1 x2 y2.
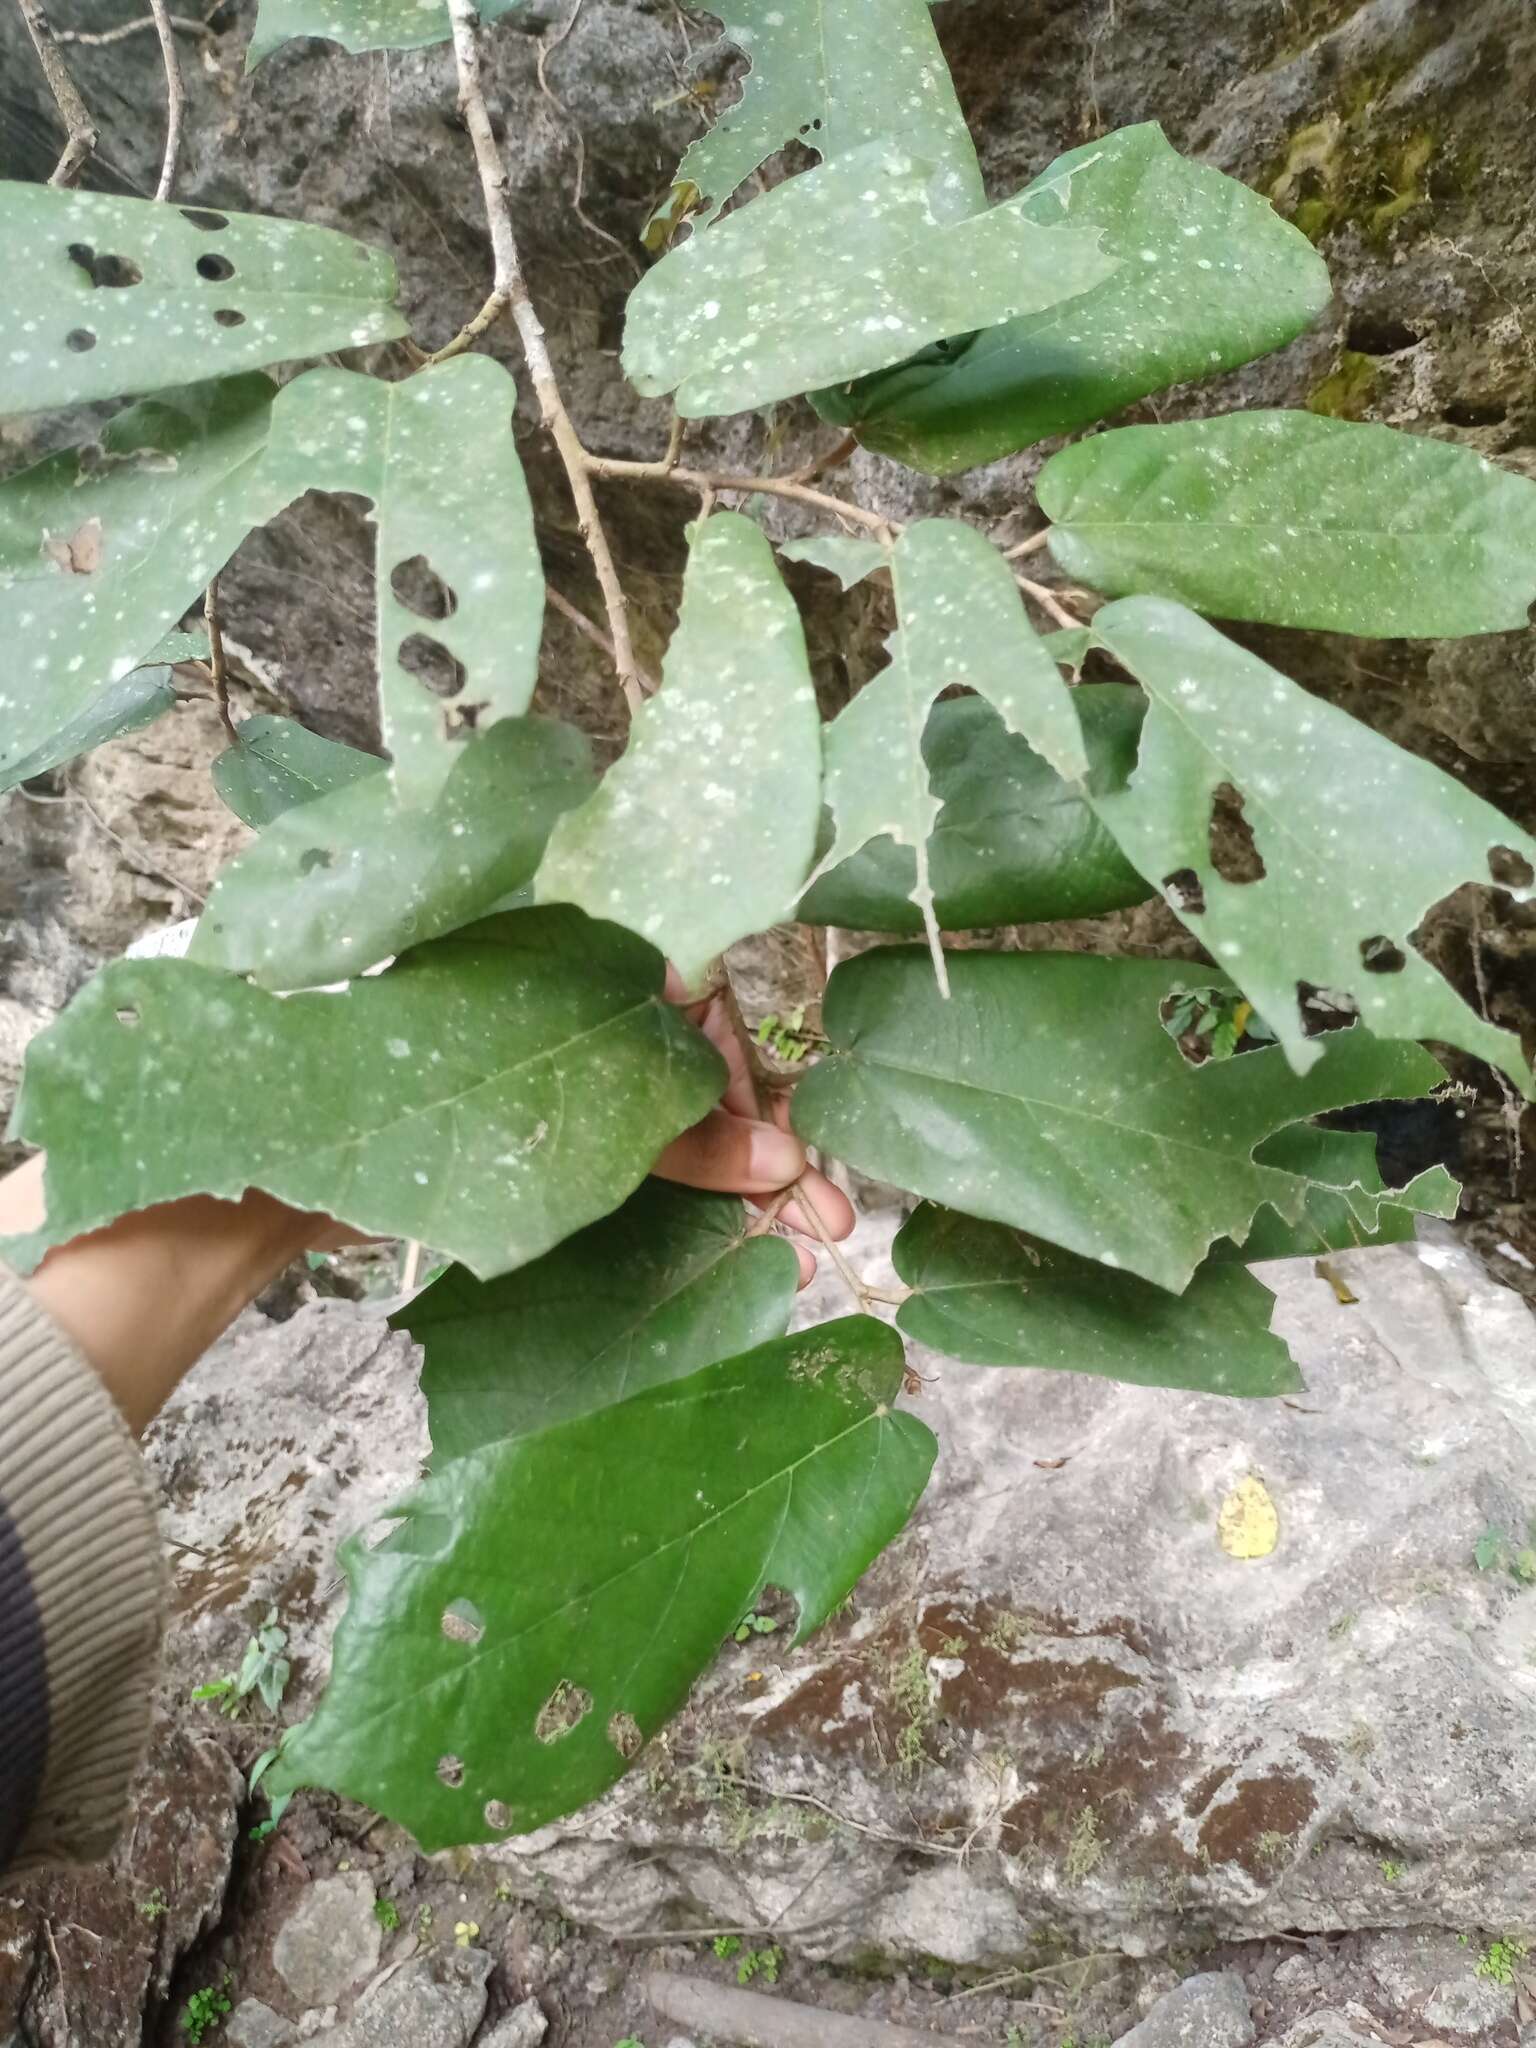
814 124 1330 474
791 946 1446 1293
1216 1124 1460 1262
535 515 820 987
799 690 1150 933
625 139 1115 418
666 0 984 228
810 520 1087 979
248 0 522 62
778 534 891 589
0 183 405 413
1085 597 1536 1086
2 908 724 1282
1039 412 1536 636
0 377 276 790
255 357 543 803
212 714 385 830
195 718 594 989
894 1203 1303 1397
401 1181 801 1458
265 1315 934 1849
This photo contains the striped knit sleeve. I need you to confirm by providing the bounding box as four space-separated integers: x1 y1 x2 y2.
0 1261 167 1871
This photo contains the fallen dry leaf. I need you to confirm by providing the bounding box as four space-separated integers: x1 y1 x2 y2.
1218 1475 1280 1559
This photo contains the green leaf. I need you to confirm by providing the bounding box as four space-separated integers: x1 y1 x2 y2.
0 665 177 794
791 945 1445 1293
255 358 543 803
3 909 724 1283
813 124 1330 474
1217 1123 1460 1261
193 718 594 989
810 520 1088 979
625 139 1116 418
1086 598 1536 1085
778 535 891 589
894 1203 1303 1397
248 0 521 62
798 689 1151 932
399 1181 800 1458
669 0 984 226
211 713 385 830
267 1318 935 1848
1043 626 1093 673
0 183 404 413
1039 412 1536 637
0 378 275 790
535 514 820 987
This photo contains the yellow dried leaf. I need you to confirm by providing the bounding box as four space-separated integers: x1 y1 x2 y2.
1218 1476 1279 1559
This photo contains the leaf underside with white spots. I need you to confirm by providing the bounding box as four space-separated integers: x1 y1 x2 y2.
399 1180 800 1458
211 713 385 830
247 0 521 61
255 358 543 804
2 908 724 1283
625 139 1116 418
814 123 1330 474
194 717 595 991
266 1316 935 1850
0 377 276 789
1220 1124 1460 1263
799 690 1151 933
1039 412 1536 636
778 534 891 590
671 0 984 226
1086 598 1536 1086
894 1202 1303 1398
0 182 405 413
536 514 821 986
791 945 1446 1294
811 520 1086 983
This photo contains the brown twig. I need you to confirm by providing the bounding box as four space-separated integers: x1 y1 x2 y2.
145 0 183 200
1005 529 1051 559
204 577 238 745
588 453 892 536
1016 571 1088 632
534 0 640 274
417 287 509 366
446 0 646 718
546 586 660 695
55 10 211 43
18 0 98 185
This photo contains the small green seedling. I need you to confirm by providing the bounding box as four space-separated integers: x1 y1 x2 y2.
374 1897 401 1931
713 1934 743 1959
755 1007 821 1063
736 1944 782 1986
1162 986 1276 1063
139 1887 168 1922
1474 1522 1536 1583
1380 1859 1405 1882
180 1974 233 2044
732 1612 780 1645
1477 1935 1529 1984
192 1608 292 1719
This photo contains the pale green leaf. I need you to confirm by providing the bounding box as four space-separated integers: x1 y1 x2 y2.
799 689 1150 933
814 124 1330 474
894 1203 1303 1397
0 378 276 790
3 909 724 1283
1043 626 1093 672
0 183 404 413
255 358 543 803
266 1318 935 1848
778 535 891 589
625 139 1115 418
671 0 984 226
0 666 177 794
249 0 521 62
792 945 1445 1293
535 514 820 986
212 713 385 829
1039 412 1536 636
1086 598 1536 1085
1219 1124 1460 1262
194 718 594 989
400 1181 800 1457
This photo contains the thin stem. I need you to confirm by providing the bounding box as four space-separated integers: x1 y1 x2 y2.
589 454 891 536
18 0 98 185
1016 572 1087 632
55 11 211 44
1005 529 1051 559
546 586 660 694
417 287 509 366
204 577 238 745
445 0 645 717
146 0 183 201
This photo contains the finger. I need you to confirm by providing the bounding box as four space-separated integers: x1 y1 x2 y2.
654 1110 806 1194
780 1168 857 1242
792 1241 817 1289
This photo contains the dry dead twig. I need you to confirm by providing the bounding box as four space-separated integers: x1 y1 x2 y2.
18 0 98 184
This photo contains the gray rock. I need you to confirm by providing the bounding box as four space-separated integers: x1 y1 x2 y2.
313 1948 492 2048
1113 1971 1254 2047
476 2000 550 2047
1365 1926 1513 2034
1424 1973 1515 2037
227 2002 298 2048
1269 2017 1376 2048
272 1875 382 2010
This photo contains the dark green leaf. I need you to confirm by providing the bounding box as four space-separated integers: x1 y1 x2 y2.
535 514 820 985
267 1318 935 1848
248 0 521 60
1040 412 1536 636
400 1181 800 1458
0 378 275 789
1086 598 1536 1084
0 666 176 794
1216 1123 1459 1261
194 718 594 989
812 124 1330 474
212 713 385 830
798 690 1151 932
894 1203 1302 1397
3 909 724 1282
792 945 1445 1293
0 183 404 412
